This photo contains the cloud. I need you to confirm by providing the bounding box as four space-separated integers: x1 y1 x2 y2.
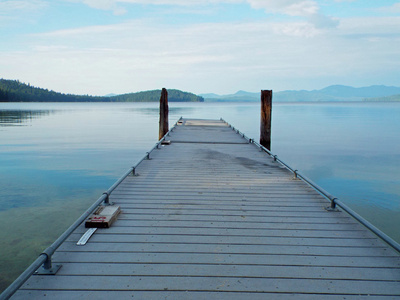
0 0 47 11
308 13 339 29
2 19 319 93
246 0 339 29
2 2 399 94
0 0 48 26
75 0 339 30
77 0 319 16
76 0 241 14
246 0 318 16
80 0 127 15
379 3 400 14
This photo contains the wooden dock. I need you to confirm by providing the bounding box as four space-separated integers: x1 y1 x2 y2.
10 119 400 299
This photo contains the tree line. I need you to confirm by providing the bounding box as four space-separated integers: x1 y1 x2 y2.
0 79 204 102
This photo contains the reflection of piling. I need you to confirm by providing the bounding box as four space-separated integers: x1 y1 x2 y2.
260 90 272 150
159 88 169 140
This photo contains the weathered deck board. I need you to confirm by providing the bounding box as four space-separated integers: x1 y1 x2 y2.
12 118 400 299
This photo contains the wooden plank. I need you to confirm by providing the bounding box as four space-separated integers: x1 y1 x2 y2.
67 233 381 247
103 220 363 231
116 215 356 225
57 241 393 257
20 276 400 295
71 225 373 238
116 210 351 219
46 262 400 281
50 252 400 268
12 290 396 300
105 206 329 214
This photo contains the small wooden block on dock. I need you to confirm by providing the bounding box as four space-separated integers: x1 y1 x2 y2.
85 205 121 228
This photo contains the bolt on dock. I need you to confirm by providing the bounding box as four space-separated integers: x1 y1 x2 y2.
4 118 400 299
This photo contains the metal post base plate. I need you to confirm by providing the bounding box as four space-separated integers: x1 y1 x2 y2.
325 206 340 212
34 264 62 275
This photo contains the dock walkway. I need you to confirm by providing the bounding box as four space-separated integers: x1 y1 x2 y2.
11 119 400 299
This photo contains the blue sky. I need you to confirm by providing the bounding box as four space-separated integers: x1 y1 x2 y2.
1 0 399 95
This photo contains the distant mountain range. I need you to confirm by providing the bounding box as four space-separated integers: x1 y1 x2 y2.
1 79 399 103
200 85 400 102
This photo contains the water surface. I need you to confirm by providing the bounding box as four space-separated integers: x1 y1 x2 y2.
0 101 399 291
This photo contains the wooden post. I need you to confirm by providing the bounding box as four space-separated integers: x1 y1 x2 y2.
260 90 272 150
159 88 169 140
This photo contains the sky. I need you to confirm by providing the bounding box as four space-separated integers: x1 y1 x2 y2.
0 0 400 96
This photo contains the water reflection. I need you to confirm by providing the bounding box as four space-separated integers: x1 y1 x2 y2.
0 102 399 293
133 106 196 116
0 110 53 126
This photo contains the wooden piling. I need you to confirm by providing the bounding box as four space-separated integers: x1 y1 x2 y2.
159 88 169 140
260 90 272 150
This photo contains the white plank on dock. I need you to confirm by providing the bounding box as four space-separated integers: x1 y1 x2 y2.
12 119 400 299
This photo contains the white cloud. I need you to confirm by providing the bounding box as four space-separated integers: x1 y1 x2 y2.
246 0 339 29
379 2 400 14
247 0 318 16
308 13 339 28
74 0 339 30
0 0 48 25
75 0 241 14
76 0 319 16
0 0 47 11
79 0 127 15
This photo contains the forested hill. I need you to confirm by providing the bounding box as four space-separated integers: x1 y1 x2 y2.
0 79 204 102
109 89 204 102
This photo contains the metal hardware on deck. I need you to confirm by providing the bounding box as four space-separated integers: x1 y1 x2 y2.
293 170 298 179
102 191 112 205
273 155 278 161
325 198 338 211
35 263 62 275
330 198 337 209
35 250 61 275
146 152 151 159
77 228 97 246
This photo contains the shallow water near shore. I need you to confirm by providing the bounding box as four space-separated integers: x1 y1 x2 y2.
0 101 399 292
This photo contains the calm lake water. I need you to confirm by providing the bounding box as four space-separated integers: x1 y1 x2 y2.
1 101 399 291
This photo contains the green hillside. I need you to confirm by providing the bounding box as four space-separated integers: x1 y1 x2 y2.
0 79 204 102
109 89 203 102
